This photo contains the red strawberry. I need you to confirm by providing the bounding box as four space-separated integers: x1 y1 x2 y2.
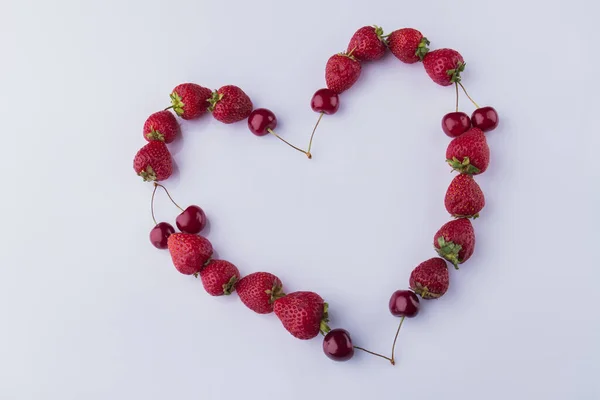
423 49 465 86
387 28 430 64
133 141 173 182
325 53 361 94
409 258 449 299
170 83 212 120
143 110 180 143
347 26 386 61
199 260 240 296
167 233 213 275
236 272 284 314
446 127 490 175
444 174 485 218
208 85 253 124
274 291 329 340
434 218 475 269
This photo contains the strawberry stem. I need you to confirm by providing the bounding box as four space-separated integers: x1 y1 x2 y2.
306 112 324 159
164 105 174 111
353 346 395 365
150 183 159 225
267 129 312 158
458 82 480 109
154 182 184 212
390 316 405 365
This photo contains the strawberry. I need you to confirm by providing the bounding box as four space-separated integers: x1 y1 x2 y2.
167 233 213 275
325 53 361 94
347 26 386 61
274 291 329 340
133 141 173 182
444 174 485 218
170 83 212 120
446 127 490 175
434 218 475 269
236 272 284 314
143 110 180 143
199 260 240 296
423 49 465 86
409 258 449 299
208 85 253 124
387 28 430 64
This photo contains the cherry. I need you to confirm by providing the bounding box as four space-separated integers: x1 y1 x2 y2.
248 108 277 136
471 106 499 132
441 112 471 137
149 222 175 249
323 329 354 361
389 290 420 317
176 205 207 234
311 88 339 115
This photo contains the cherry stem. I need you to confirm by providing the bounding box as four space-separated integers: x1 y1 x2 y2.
353 346 395 365
150 183 158 225
154 182 184 212
306 112 324 159
390 316 405 365
458 82 480 109
164 105 174 111
267 129 312 159
455 82 459 112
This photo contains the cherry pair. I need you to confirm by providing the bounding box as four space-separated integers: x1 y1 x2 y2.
442 106 498 137
247 88 340 136
246 89 340 159
149 184 207 249
323 290 420 362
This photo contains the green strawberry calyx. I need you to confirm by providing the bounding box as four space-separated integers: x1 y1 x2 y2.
319 302 331 335
192 257 214 278
222 275 239 295
447 156 480 175
170 92 185 117
139 166 157 182
416 37 430 61
447 61 466 83
265 281 285 304
453 213 480 220
373 25 385 42
341 48 359 61
145 129 165 142
412 282 441 299
207 90 223 112
435 236 462 270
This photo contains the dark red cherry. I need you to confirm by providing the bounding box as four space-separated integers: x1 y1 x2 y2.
389 290 420 318
149 222 175 249
323 329 354 361
471 106 499 132
311 88 340 115
441 112 471 137
248 108 277 136
176 205 207 234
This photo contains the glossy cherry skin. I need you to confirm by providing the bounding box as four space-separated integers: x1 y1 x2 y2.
323 329 354 361
248 108 277 136
176 205 207 234
442 112 471 137
311 88 340 115
149 222 175 249
471 106 499 132
389 290 420 318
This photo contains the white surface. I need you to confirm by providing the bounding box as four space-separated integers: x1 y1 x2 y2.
1 0 599 398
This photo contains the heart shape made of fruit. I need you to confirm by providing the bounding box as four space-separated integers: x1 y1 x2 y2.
134 25 500 365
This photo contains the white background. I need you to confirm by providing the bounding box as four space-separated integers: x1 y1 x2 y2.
1 0 599 399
